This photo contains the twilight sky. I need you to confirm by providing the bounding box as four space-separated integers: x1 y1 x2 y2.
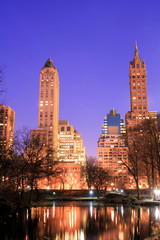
1 0 160 157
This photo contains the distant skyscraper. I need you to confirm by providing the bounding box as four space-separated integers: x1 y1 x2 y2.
58 120 86 164
31 58 59 149
125 43 157 132
97 110 128 188
0 105 15 150
102 109 126 135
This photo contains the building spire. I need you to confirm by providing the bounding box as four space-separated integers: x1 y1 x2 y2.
134 41 139 56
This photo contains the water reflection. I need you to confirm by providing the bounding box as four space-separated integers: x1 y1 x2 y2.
1 202 160 239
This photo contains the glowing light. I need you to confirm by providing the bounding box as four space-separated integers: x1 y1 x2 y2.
154 189 160 195
80 229 84 240
155 207 159 220
89 190 94 196
90 201 93 217
26 209 28 220
121 206 124 217
47 208 49 218
53 201 55 218
111 208 114 222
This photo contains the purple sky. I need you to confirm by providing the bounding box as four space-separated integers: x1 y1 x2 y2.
1 0 160 157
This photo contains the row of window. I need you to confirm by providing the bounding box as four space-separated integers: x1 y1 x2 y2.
131 75 145 78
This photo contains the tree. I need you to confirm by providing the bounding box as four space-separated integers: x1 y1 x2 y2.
0 143 13 191
81 157 97 190
123 117 160 199
122 132 143 199
93 167 111 194
137 118 160 190
82 157 111 195
57 168 68 190
13 127 62 205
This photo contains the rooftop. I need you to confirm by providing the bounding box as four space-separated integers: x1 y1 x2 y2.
43 58 56 68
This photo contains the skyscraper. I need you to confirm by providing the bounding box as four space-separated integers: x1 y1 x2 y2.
0 105 15 150
97 110 128 188
102 109 126 135
31 58 59 149
58 120 86 164
125 43 157 132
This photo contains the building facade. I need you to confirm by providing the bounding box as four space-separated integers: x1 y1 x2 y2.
97 110 128 188
30 59 86 190
102 109 126 135
58 120 86 165
0 105 15 150
125 43 157 132
31 58 59 150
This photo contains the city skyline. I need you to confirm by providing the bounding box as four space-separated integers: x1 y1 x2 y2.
1 1 160 157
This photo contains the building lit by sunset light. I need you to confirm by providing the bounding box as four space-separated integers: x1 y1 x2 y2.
0 105 15 150
58 120 86 164
97 110 128 188
31 58 59 150
125 42 157 132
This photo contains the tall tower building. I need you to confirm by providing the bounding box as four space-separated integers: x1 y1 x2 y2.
31 58 59 149
0 105 15 150
126 43 157 132
130 42 148 113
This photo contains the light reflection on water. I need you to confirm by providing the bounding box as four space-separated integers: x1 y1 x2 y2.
1 202 160 240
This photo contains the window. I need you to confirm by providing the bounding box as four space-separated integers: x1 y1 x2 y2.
61 127 64 131
67 127 70 131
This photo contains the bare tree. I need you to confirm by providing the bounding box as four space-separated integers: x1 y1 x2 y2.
12 127 62 205
81 157 97 190
58 168 68 190
123 118 160 199
93 167 111 195
138 119 160 190
82 157 111 196
122 132 143 199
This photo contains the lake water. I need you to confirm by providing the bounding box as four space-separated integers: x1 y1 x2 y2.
0 201 160 240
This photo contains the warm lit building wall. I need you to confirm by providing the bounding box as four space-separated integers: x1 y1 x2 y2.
129 43 148 113
125 43 158 189
98 110 128 188
38 58 59 149
125 43 156 132
0 105 15 149
30 129 49 145
58 120 86 165
97 133 128 187
38 161 82 190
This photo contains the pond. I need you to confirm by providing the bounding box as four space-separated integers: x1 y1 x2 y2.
0 201 160 240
